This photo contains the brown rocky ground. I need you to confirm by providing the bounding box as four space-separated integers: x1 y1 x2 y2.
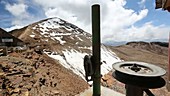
6 18 92 96
0 49 88 96
101 42 170 96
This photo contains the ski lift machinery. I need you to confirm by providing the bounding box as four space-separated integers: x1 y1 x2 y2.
84 3 167 96
84 4 101 96
112 61 166 96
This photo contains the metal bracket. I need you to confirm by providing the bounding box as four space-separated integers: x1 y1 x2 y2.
84 55 94 82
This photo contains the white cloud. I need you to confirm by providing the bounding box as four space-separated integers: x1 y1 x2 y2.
4 0 30 26
101 0 150 42
138 0 146 8
5 3 27 17
3 0 170 42
32 0 170 43
33 0 92 32
104 22 170 42
138 0 146 5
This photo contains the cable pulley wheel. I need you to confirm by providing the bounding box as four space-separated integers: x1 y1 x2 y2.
113 61 166 77
112 61 166 88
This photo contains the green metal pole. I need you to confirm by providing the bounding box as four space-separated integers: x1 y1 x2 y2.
92 4 101 96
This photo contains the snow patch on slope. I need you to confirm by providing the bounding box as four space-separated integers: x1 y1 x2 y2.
101 46 121 75
38 18 61 32
45 45 121 80
29 35 35 38
53 36 66 45
31 17 89 45
46 50 87 78
63 50 88 78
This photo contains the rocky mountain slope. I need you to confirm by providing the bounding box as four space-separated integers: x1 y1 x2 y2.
10 17 121 78
0 17 121 95
0 50 88 96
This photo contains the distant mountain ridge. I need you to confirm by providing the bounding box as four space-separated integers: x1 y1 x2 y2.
126 41 168 56
127 41 168 47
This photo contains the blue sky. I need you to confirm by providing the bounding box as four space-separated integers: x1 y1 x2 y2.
125 0 170 26
0 0 170 43
124 0 170 42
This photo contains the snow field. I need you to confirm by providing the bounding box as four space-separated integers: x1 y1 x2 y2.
45 45 121 80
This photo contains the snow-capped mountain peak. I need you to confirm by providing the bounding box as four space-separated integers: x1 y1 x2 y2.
11 17 121 80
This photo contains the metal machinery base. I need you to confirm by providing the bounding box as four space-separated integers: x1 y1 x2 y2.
112 61 166 96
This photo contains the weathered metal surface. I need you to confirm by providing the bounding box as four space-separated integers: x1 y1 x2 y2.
113 61 166 77
92 4 101 96
84 55 93 82
155 0 163 9
164 0 170 10
155 0 170 12
113 70 166 89
113 61 166 96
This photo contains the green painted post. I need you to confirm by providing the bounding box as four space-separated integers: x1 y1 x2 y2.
92 4 101 96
